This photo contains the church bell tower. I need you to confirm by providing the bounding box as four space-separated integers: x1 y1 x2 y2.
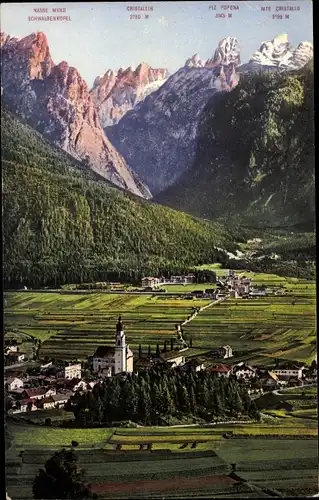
114 316 127 373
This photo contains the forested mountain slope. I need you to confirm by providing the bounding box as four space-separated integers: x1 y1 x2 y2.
1 108 235 287
156 61 314 229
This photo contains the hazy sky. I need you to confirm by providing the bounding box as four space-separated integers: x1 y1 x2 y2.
1 1 313 87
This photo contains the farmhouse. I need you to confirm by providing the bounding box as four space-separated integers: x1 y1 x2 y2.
142 277 160 288
169 274 195 284
6 377 24 391
37 396 55 410
6 352 25 363
22 387 56 400
158 348 188 368
273 366 305 379
92 317 133 375
134 356 154 371
233 363 256 380
40 362 53 373
257 370 279 388
57 363 82 380
17 399 37 413
66 379 88 392
5 344 18 354
229 276 252 296
210 345 233 359
219 345 233 358
52 392 73 408
181 358 206 373
207 364 232 378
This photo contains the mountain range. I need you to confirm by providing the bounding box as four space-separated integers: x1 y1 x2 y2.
156 59 314 228
0 30 314 231
90 63 168 127
107 34 313 197
107 36 241 195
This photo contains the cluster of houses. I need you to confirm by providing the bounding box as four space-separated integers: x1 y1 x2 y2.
5 372 94 414
205 361 317 388
4 340 26 364
215 270 268 298
141 270 270 299
141 274 196 289
4 316 316 417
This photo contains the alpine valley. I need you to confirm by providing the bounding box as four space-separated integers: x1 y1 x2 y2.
0 30 315 287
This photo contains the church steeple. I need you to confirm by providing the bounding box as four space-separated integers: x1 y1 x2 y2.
116 316 123 333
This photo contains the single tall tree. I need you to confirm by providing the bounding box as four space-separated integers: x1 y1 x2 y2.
33 448 96 499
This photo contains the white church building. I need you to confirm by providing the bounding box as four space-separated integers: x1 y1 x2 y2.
92 317 133 375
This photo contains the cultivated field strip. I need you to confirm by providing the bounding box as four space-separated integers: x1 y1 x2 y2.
4 280 316 364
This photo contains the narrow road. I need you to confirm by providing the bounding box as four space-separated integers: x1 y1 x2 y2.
4 362 28 371
273 383 316 396
178 296 228 345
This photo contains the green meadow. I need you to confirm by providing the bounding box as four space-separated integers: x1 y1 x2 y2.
184 280 316 365
4 273 316 365
6 423 318 499
4 292 212 360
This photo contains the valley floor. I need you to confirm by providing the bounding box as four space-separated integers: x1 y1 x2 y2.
4 267 317 498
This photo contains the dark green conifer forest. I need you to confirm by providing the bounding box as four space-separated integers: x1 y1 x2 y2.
2 108 235 288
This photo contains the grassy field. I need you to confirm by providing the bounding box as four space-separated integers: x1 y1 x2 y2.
4 292 212 361
183 280 316 365
4 274 316 365
256 385 318 427
6 423 318 499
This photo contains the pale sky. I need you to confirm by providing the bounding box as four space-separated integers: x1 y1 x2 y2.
1 1 313 88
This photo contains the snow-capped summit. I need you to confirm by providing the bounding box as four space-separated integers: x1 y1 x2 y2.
252 33 292 66
185 53 206 68
206 37 240 68
290 41 313 69
240 34 313 71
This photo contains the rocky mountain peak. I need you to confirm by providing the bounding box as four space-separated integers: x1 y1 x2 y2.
291 41 313 68
90 61 168 126
206 36 240 68
1 31 150 198
185 53 205 68
245 33 313 70
1 31 11 47
1 30 54 80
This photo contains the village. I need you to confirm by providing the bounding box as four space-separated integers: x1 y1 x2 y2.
140 270 276 299
4 312 317 418
4 270 316 420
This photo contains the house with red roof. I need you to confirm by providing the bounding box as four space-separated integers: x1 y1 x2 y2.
207 364 232 378
16 399 37 413
21 387 56 400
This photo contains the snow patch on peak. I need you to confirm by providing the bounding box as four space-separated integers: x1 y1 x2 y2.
185 53 206 68
206 37 240 68
246 33 313 70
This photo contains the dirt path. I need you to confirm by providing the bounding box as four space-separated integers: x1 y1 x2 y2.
177 296 228 345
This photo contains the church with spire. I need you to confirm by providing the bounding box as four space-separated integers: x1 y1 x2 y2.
92 317 133 376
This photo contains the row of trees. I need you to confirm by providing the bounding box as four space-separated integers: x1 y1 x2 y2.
67 368 259 426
